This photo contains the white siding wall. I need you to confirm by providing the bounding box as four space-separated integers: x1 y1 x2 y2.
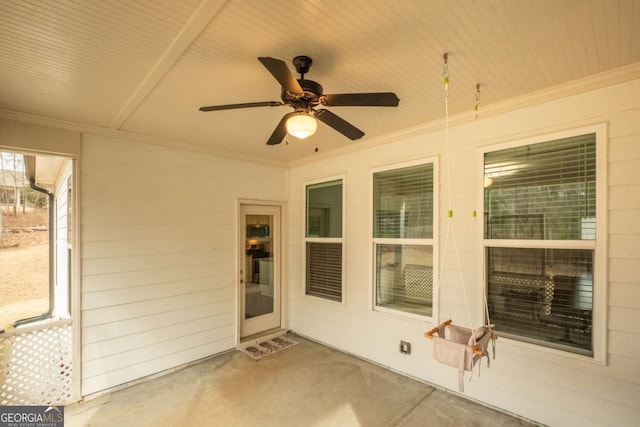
80 134 287 395
288 78 640 426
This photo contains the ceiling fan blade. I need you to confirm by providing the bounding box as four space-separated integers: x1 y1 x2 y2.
314 109 364 140
199 101 283 112
267 112 295 145
258 57 303 94
322 92 400 107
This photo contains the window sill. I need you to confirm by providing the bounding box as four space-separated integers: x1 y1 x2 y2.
373 305 433 323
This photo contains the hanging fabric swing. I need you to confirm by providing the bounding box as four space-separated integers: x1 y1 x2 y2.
424 54 496 392
425 320 495 392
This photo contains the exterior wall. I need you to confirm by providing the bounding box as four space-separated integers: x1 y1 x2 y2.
80 134 287 395
288 78 640 426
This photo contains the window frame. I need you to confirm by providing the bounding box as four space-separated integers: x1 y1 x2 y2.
303 175 346 304
479 124 607 363
370 157 439 321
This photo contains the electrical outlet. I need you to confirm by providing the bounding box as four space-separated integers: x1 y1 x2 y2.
399 341 411 354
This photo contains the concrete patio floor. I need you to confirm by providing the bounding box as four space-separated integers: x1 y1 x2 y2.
66 334 536 426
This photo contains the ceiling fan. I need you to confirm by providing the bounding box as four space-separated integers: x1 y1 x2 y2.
199 56 400 145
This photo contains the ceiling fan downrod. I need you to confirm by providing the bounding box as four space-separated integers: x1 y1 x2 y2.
293 55 312 79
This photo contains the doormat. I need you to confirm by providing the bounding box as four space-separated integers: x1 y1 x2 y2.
239 336 298 361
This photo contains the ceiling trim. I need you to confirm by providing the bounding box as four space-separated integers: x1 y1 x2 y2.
110 0 229 130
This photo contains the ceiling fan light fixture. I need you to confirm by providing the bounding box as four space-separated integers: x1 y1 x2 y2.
286 113 317 139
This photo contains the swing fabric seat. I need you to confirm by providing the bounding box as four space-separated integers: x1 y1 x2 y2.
425 320 496 392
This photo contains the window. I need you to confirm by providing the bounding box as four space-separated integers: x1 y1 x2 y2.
373 161 435 317
484 131 602 357
305 179 344 302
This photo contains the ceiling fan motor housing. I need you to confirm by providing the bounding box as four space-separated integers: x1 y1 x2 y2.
282 79 323 110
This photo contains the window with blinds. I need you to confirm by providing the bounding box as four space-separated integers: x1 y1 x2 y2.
484 133 596 356
373 162 435 318
373 163 434 239
305 179 343 302
306 242 342 301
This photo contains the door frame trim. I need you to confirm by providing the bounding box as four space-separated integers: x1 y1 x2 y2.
236 199 288 346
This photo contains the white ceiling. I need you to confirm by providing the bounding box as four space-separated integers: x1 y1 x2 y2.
1 0 639 166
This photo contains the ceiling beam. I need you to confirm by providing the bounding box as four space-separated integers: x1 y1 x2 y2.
110 0 228 130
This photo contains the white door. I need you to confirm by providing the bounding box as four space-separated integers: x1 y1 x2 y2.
240 204 281 338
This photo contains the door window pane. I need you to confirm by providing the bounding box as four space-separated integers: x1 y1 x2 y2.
245 214 274 319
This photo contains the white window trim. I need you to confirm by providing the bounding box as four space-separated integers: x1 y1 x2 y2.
303 174 346 305
478 123 607 364
369 157 439 321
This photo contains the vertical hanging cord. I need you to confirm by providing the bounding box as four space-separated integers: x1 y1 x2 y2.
437 53 475 338
475 84 492 327
474 86 496 362
437 53 453 321
443 54 452 209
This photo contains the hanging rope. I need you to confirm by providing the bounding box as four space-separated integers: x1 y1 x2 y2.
474 84 496 361
439 53 476 337
474 84 493 328
437 52 453 321
442 53 452 209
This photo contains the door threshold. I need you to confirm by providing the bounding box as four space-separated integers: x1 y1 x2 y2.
240 328 288 345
